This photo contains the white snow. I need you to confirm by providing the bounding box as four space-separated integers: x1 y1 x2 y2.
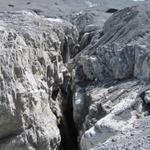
85 0 97 7
46 18 63 23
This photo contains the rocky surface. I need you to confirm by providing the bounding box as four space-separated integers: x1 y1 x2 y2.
0 11 78 149
93 116 150 150
0 0 149 18
72 4 150 150
1 1 150 150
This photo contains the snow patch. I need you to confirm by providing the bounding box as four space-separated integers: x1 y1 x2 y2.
0 26 5 31
46 18 63 23
85 0 97 7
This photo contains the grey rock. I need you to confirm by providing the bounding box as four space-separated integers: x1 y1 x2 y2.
74 4 150 83
84 24 101 33
77 44 135 81
0 11 78 149
70 10 111 34
71 4 150 150
80 32 93 50
79 79 146 149
93 116 150 150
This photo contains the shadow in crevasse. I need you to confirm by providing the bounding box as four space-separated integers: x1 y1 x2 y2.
58 87 78 150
